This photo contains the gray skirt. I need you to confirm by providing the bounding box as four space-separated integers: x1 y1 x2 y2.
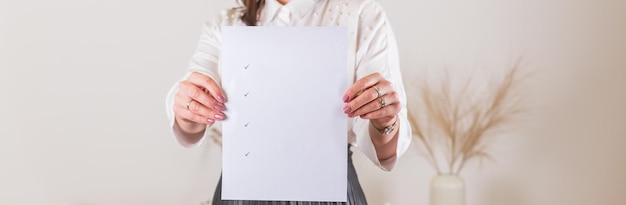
211 146 368 205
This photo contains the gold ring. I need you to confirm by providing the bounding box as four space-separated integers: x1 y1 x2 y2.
373 86 381 98
380 97 387 108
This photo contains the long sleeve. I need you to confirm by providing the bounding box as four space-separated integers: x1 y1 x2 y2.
165 9 237 147
351 2 412 171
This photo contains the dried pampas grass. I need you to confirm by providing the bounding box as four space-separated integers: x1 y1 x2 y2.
409 58 527 175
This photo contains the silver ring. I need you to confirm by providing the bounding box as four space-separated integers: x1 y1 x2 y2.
373 86 381 98
186 100 193 110
380 97 387 108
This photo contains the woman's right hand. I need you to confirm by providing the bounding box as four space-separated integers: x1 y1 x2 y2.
173 72 227 135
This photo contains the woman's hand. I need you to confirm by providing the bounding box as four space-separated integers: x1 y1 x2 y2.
342 73 400 130
173 72 227 134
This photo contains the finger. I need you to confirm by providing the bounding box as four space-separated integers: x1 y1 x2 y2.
343 81 393 114
342 72 384 102
359 102 401 120
179 81 225 112
370 115 399 131
173 102 215 125
188 72 227 103
175 94 226 121
349 92 398 118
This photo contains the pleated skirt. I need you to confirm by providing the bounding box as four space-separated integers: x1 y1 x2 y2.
211 146 368 205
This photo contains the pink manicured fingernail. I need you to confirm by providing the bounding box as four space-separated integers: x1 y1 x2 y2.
360 114 367 118
343 106 351 114
217 95 225 103
207 118 215 124
343 95 349 102
214 105 224 111
215 114 225 120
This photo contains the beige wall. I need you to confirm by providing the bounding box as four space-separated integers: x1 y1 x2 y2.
1 0 624 204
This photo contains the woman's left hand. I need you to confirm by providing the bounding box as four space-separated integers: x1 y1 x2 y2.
342 72 400 128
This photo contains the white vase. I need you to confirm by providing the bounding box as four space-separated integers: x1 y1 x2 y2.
429 174 465 205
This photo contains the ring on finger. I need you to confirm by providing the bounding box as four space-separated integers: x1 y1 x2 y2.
380 97 387 108
373 86 381 98
186 100 193 110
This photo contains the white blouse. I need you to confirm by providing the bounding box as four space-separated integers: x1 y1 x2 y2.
166 0 411 171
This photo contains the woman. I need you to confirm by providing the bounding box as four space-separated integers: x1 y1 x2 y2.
166 0 411 204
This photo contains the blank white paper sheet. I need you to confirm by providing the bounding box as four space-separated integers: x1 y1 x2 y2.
220 26 348 202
